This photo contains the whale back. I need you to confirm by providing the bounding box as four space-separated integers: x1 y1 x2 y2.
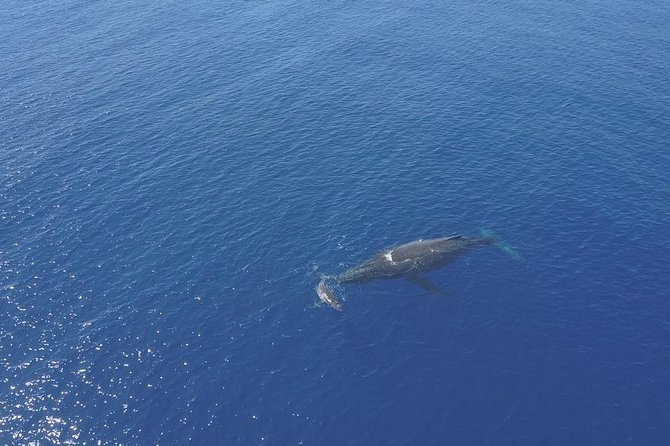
390 235 464 262
334 234 495 284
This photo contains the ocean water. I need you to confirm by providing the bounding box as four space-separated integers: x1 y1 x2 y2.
2 0 669 444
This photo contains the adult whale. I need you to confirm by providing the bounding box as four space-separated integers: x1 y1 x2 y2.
316 234 508 311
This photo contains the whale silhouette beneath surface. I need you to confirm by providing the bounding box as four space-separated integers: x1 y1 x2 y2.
316 234 506 311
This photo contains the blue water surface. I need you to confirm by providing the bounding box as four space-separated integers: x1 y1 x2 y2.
2 0 669 444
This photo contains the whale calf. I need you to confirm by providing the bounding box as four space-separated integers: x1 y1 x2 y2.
317 234 500 311
315 279 342 311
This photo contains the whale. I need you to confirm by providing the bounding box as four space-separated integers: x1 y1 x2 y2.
315 280 342 311
316 234 500 311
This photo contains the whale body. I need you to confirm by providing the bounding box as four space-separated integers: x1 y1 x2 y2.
316 234 497 311
315 279 342 311
334 235 493 284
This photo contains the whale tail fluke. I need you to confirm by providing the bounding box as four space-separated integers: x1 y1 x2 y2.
480 229 522 261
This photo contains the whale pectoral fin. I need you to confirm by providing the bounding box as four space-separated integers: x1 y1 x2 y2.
406 274 448 297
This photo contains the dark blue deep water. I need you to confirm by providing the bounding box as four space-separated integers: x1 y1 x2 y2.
2 0 669 444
